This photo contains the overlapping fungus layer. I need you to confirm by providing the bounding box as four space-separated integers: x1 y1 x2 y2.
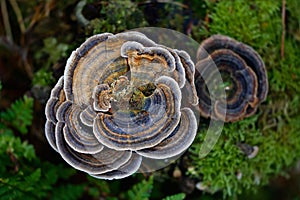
195 35 268 122
45 32 198 179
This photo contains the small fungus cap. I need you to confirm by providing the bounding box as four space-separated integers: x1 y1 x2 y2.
195 34 268 122
45 31 199 179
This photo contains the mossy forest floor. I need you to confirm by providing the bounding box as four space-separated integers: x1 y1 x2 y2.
1 0 300 199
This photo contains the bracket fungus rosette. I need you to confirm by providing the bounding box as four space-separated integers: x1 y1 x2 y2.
45 31 199 180
195 35 268 122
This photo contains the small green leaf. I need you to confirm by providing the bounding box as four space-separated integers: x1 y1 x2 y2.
162 193 186 200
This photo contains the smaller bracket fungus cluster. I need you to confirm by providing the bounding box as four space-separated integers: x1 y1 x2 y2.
195 35 268 122
45 32 199 180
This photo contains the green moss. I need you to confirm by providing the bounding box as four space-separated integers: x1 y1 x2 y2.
269 39 300 93
32 68 55 87
33 37 69 87
87 0 148 34
189 109 300 198
286 0 300 40
195 0 281 51
188 0 300 198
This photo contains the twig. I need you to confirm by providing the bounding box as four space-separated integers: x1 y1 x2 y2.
9 0 26 34
27 1 56 31
204 11 210 30
1 0 13 42
281 0 286 59
23 50 33 79
9 0 33 79
76 0 90 26
7 150 19 173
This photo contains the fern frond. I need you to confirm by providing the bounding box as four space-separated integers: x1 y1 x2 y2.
0 95 33 134
50 184 85 200
126 176 154 200
162 193 186 200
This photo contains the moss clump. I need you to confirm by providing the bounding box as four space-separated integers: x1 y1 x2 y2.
188 0 300 198
195 0 281 51
87 0 148 34
189 112 300 197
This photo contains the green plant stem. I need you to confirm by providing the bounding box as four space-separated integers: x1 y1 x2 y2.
9 0 26 34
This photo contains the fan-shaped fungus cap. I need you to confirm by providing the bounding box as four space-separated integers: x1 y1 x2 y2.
137 107 197 159
45 77 65 151
195 34 268 122
45 31 199 179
